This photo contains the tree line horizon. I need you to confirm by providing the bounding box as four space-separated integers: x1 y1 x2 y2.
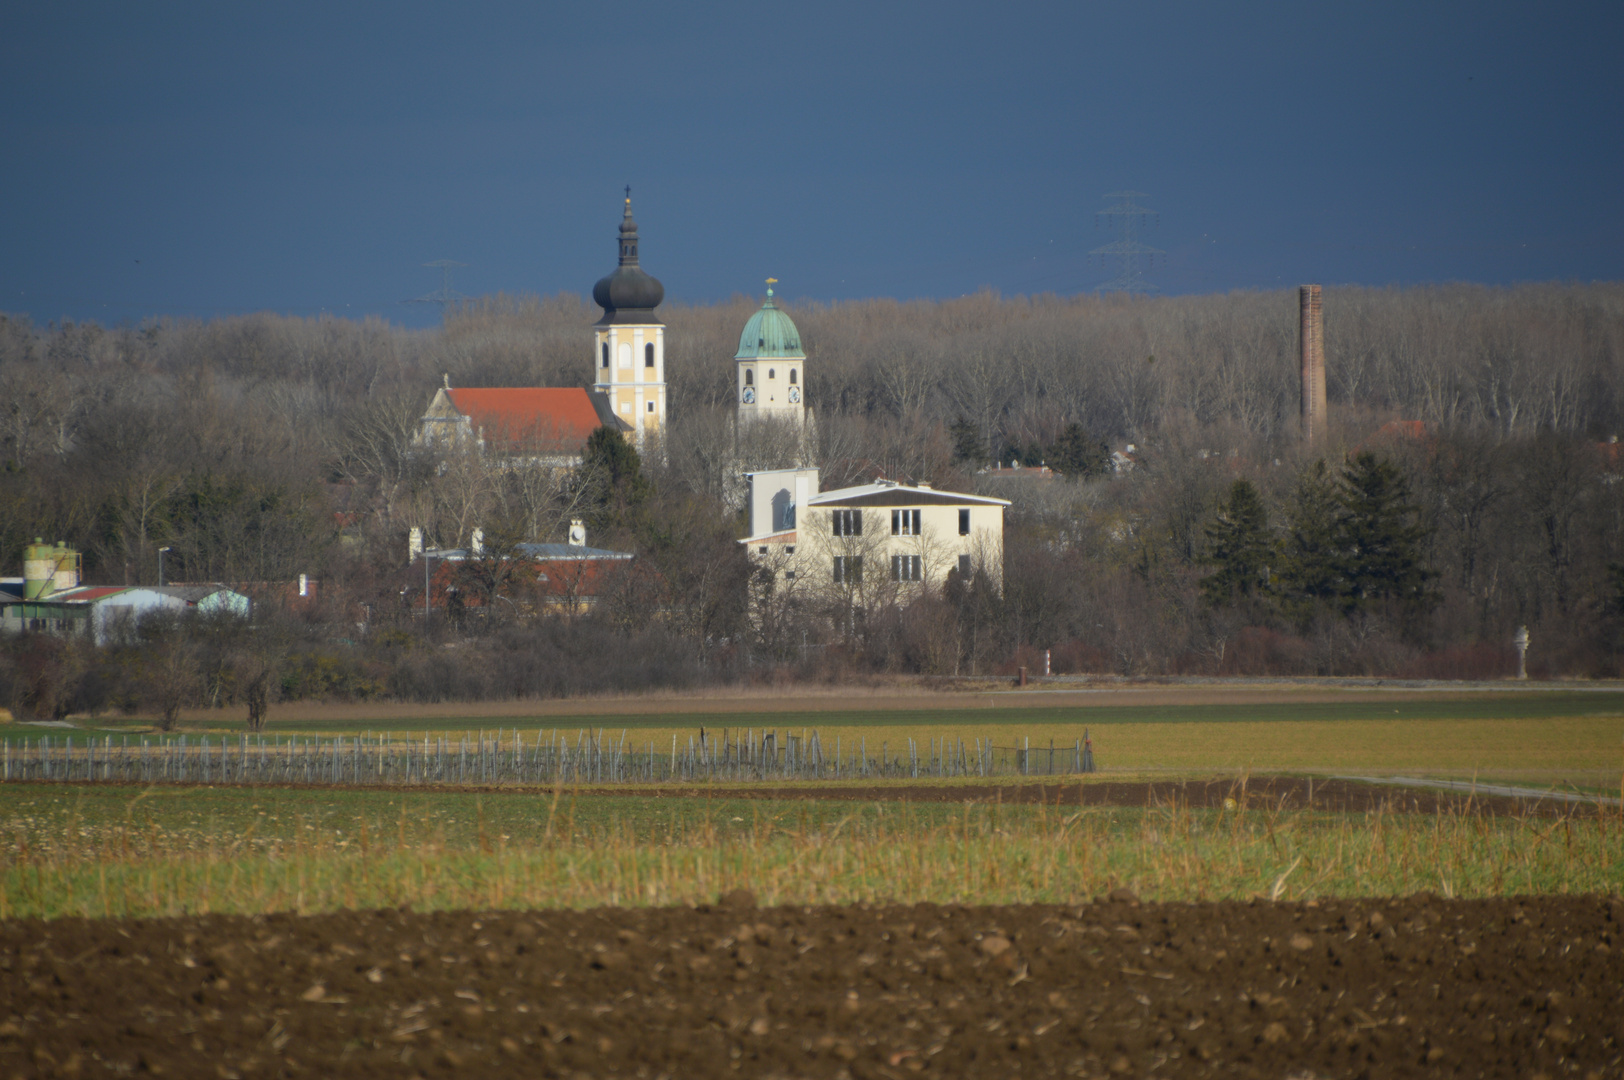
1 280 1620 719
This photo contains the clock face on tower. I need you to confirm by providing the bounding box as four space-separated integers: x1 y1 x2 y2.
741 387 755 404
788 387 801 403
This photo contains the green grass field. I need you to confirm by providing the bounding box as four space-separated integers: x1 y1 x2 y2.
1 779 1619 920
9 699 1620 786
3 689 1621 919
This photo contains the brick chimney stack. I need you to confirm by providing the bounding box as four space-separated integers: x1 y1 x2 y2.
1299 284 1327 442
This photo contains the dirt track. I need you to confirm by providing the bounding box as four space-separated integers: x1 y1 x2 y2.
3 895 1619 1079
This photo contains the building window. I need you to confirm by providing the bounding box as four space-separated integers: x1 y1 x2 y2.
758 546 768 555
646 401 655 412
891 508 921 536
959 508 971 535
890 554 922 582
833 555 863 584
601 342 609 368
832 509 862 536
785 571 796 580
768 368 776 380
958 554 972 576
645 343 655 367
785 545 795 554
789 369 798 384
745 370 754 386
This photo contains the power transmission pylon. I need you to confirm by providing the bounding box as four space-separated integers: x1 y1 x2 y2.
404 260 471 311
1089 192 1164 294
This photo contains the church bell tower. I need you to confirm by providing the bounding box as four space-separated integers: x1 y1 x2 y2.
735 280 805 424
592 190 666 450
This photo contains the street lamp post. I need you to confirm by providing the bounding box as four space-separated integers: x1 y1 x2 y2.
158 546 172 587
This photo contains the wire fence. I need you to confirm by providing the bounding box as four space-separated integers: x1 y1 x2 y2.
1 729 1097 788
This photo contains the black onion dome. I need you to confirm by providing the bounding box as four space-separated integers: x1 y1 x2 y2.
593 195 664 325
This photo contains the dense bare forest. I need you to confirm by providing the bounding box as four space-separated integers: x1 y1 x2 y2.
2 282 1622 716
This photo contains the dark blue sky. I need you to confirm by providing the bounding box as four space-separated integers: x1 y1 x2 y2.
4 1 1620 328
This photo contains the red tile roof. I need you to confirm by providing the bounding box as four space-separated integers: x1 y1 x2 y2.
424 556 634 607
447 388 604 449
45 586 129 602
1374 420 1428 441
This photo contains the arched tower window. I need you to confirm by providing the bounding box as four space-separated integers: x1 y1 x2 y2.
789 369 798 384
644 343 655 367
601 342 609 368
744 370 754 386
768 368 776 380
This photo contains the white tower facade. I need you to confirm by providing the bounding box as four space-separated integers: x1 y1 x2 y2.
735 280 805 424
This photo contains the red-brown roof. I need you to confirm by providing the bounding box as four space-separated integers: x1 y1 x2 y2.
1373 420 1428 442
62 586 130 601
422 557 633 608
447 388 604 449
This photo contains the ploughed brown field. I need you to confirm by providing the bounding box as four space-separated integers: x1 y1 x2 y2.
3 894 1619 1080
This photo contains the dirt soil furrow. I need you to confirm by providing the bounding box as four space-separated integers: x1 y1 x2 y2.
2 895 1620 1079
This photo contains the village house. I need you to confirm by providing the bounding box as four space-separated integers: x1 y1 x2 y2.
738 468 1008 600
404 522 636 619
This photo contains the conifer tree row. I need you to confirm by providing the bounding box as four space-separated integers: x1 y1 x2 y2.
1200 453 1436 626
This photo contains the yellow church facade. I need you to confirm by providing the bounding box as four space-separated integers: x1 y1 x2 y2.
591 193 667 449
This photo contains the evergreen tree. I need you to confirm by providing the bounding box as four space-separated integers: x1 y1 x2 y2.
1277 459 1346 617
1049 423 1111 481
578 425 651 533
948 417 985 464
1199 478 1274 607
1338 452 1436 612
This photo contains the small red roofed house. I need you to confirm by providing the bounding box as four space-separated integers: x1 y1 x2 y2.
1372 420 1427 443
1595 435 1622 482
417 381 630 464
408 540 642 619
1352 419 1432 458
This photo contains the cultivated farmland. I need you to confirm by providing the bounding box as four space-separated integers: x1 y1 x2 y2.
2 684 1621 1078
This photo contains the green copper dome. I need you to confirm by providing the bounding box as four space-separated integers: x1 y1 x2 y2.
734 286 805 360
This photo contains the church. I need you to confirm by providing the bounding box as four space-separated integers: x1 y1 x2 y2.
414 193 1005 598
416 192 663 462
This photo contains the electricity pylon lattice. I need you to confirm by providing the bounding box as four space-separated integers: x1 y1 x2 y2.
1090 191 1163 294
404 260 471 310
